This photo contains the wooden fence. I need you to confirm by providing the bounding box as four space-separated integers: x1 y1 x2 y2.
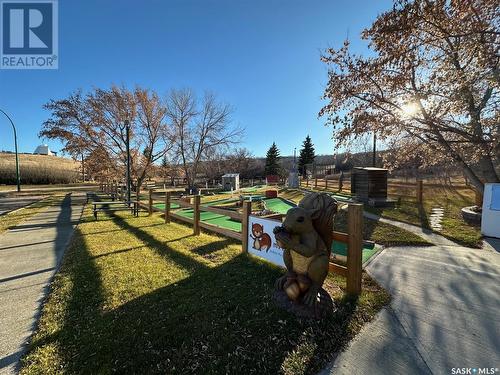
97 184 364 295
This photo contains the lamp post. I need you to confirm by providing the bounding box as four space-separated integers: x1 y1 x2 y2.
0 109 21 192
125 120 131 204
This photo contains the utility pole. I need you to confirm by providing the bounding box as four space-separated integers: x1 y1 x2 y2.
0 109 21 192
125 120 131 204
372 131 377 167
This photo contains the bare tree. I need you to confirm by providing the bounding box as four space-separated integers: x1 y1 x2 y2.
41 86 172 186
165 89 243 188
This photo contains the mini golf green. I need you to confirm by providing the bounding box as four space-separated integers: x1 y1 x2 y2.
153 202 180 210
331 241 378 264
240 185 266 192
174 208 242 232
156 194 377 264
263 198 296 214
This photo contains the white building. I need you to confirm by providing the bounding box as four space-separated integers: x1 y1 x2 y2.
33 144 57 156
222 173 240 191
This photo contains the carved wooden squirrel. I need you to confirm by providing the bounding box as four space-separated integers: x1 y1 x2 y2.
274 193 337 306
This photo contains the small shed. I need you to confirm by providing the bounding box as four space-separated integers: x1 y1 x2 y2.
351 167 389 205
222 173 240 191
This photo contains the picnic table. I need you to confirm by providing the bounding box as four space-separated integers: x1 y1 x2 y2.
92 201 138 219
86 191 117 203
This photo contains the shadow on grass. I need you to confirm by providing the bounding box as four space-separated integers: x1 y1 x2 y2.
417 203 431 230
23 214 372 374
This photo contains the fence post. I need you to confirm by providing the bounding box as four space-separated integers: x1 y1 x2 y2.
416 180 423 204
241 201 251 253
325 178 328 190
193 195 201 235
347 203 363 295
165 192 171 223
306 178 309 187
315 178 318 189
148 188 153 215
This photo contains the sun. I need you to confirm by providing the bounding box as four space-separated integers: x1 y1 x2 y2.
400 102 419 117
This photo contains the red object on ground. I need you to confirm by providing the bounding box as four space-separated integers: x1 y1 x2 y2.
265 190 278 198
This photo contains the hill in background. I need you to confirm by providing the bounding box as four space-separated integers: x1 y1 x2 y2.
0 152 80 185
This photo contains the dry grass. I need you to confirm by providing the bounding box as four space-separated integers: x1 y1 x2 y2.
0 153 80 185
20 208 390 375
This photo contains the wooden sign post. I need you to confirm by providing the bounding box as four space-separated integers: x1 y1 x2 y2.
193 195 201 235
165 192 171 223
241 201 251 253
346 203 363 295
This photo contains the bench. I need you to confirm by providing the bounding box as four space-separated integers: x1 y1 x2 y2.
86 192 117 203
92 201 138 219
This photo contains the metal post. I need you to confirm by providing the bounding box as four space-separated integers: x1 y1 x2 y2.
0 109 21 192
125 120 131 204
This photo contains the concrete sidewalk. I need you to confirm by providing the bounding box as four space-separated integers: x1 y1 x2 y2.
0 193 84 374
321 244 500 375
0 196 44 216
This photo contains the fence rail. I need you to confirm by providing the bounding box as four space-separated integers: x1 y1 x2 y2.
97 184 364 295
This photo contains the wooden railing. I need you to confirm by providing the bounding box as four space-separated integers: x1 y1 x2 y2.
98 185 364 295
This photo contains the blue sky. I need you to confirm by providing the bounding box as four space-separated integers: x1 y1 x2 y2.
0 0 392 157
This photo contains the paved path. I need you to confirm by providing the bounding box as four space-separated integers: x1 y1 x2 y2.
0 193 84 374
363 211 460 247
321 244 500 375
0 196 44 216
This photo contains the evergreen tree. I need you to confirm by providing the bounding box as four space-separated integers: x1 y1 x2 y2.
265 142 280 175
298 135 315 177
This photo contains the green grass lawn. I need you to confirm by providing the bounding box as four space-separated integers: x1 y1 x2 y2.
366 186 482 248
0 195 60 234
21 208 390 375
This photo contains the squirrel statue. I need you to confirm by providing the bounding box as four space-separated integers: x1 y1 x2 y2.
274 192 337 306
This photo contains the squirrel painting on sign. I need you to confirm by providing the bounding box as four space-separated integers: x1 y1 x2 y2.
250 223 272 252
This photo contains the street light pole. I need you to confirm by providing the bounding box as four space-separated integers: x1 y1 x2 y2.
0 109 21 192
125 120 131 204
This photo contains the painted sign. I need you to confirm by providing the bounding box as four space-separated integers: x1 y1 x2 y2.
481 183 500 238
247 216 285 267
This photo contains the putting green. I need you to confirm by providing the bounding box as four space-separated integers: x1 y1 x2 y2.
156 194 377 264
153 202 180 210
174 208 242 231
264 198 296 214
240 185 266 192
331 241 378 264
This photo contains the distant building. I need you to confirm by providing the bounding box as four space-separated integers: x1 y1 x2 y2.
33 144 57 156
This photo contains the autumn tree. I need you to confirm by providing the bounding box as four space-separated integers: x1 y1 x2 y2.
298 135 316 177
320 0 499 192
265 142 281 175
165 89 243 189
41 86 172 187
